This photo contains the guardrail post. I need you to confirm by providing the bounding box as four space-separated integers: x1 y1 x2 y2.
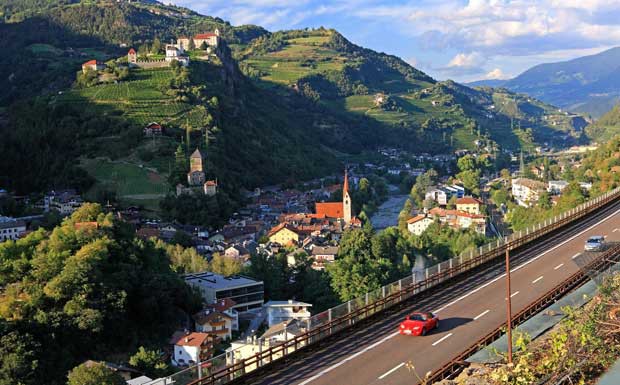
365 292 369 306
438 263 441 275
398 279 402 301
348 301 352 325
382 286 386 299
328 308 332 335
283 324 288 355
197 361 202 379
258 338 263 367
460 254 463 265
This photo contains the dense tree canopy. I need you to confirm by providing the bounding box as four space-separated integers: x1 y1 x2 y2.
0 204 202 385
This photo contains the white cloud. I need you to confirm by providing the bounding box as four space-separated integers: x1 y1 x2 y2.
447 52 485 68
484 68 506 79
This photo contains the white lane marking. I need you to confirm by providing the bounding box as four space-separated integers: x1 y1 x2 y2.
297 331 399 385
474 310 490 320
572 253 581 259
433 206 620 314
298 207 620 385
378 362 405 380
532 276 543 284
511 291 520 298
554 263 564 270
613 228 618 232
432 333 453 346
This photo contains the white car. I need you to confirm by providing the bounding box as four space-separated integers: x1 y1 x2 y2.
584 236 605 251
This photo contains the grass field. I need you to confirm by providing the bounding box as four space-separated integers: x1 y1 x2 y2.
81 157 168 210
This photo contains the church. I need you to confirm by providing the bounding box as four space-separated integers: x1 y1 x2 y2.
315 169 353 225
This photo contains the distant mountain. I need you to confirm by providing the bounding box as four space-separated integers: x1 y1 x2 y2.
469 47 620 118
465 79 507 88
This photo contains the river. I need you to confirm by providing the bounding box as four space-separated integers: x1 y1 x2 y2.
369 185 409 231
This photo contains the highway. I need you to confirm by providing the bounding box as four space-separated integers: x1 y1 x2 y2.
238 199 620 385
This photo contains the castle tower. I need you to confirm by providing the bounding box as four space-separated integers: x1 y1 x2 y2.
187 148 206 186
128 48 137 65
343 168 352 225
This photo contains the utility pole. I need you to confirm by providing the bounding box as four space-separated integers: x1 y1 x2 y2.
505 247 513 364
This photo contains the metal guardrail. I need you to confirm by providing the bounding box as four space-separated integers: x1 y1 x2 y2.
428 242 620 383
149 186 620 385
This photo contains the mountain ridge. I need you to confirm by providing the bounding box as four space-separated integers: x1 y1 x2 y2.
468 46 620 118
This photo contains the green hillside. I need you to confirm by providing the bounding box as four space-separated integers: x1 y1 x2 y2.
586 104 620 142
0 1 593 213
238 29 586 152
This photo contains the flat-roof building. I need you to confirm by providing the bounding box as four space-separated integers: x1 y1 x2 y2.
184 272 264 312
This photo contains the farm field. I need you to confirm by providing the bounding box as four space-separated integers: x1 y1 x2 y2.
58 68 196 127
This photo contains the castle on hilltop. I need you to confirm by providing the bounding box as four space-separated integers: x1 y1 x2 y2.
127 44 189 69
176 149 218 197
177 29 221 51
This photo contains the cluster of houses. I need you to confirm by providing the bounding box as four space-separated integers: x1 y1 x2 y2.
511 177 592 207
264 170 361 270
407 195 486 236
163 271 313 372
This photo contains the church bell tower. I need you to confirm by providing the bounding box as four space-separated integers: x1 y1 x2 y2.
343 168 352 225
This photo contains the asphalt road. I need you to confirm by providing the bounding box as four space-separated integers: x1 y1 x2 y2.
242 199 620 385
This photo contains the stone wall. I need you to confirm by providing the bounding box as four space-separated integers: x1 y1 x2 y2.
133 60 170 69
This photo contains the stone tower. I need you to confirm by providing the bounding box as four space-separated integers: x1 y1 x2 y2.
343 168 352 225
187 149 206 186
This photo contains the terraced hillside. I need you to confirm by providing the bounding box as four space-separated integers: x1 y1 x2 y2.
239 29 587 152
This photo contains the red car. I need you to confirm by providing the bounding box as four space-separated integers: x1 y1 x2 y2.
399 312 439 336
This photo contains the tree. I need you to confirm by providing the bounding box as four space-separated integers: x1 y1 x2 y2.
457 169 481 196
327 229 394 301
66 362 125 385
457 154 476 172
199 41 208 50
209 254 243 276
539 191 552 209
0 330 40 385
151 38 162 54
446 195 458 209
129 347 169 378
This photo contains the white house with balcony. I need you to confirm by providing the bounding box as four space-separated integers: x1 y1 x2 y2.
264 300 312 327
512 178 546 207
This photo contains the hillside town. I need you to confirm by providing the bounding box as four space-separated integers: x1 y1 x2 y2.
3 2 620 385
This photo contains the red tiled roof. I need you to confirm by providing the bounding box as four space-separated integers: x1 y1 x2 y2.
195 33 217 39
210 298 236 312
315 202 344 219
268 223 299 237
406 214 429 224
128 48 136 54
170 332 211 347
205 180 217 186
456 196 482 205
82 59 99 66
343 169 349 194
146 122 162 129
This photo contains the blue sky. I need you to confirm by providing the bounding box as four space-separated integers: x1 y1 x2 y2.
169 0 620 82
